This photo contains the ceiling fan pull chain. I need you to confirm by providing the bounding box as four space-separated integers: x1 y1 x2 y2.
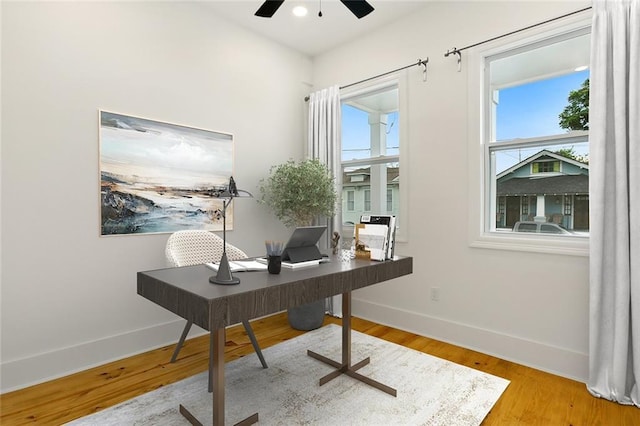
318 0 323 17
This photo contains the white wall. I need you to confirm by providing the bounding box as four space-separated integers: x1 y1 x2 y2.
312 0 591 382
0 1 311 392
1 0 595 393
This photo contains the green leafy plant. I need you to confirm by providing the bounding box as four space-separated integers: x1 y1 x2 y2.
259 159 337 227
559 78 589 131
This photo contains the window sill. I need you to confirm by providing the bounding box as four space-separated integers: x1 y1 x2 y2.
470 231 589 256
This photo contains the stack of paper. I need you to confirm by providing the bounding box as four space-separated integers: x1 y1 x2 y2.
206 260 268 272
255 258 321 269
360 214 396 259
354 223 388 261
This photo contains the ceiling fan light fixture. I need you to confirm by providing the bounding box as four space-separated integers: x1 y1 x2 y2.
292 5 308 17
255 0 373 19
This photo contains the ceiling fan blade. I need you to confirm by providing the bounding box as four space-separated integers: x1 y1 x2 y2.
340 0 374 19
255 0 285 18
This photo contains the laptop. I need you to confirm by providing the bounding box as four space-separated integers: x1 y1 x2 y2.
281 226 327 263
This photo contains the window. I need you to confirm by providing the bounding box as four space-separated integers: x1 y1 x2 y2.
340 80 401 237
532 160 560 173
485 26 590 238
541 223 565 234
564 196 572 215
346 191 355 211
364 189 371 211
521 197 529 215
518 222 537 233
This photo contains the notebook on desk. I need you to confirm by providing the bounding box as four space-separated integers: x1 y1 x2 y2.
206 260 268 272
281 225 326 263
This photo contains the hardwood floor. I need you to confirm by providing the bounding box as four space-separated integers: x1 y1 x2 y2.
1 312 638 425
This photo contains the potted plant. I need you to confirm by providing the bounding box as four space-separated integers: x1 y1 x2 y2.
259 158 337 330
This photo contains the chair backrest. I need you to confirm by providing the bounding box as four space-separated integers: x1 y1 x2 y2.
165 230 248 267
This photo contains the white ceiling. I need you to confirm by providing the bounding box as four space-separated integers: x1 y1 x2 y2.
201 0 431 57
202 1 590 88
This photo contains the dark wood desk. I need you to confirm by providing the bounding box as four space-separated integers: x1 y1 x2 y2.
138 255 412 426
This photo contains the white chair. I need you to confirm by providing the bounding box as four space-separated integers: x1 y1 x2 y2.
165 230 267 370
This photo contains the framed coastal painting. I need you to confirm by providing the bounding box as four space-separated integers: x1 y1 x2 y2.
99 110 234 236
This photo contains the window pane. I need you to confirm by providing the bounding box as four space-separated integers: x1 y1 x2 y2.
342 106 373 161
490 31 590 141
342 87 399 161
518 223 537 232
541 224 564 234
341 84 400 235
492 141 589 233
347 191 355 211
341 163 399 227
364 189 371 211
494 71 589 141
484 26 591 241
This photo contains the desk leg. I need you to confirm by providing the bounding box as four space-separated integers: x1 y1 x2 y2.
212 328 225 426
179 327 259 426
307 291 397 397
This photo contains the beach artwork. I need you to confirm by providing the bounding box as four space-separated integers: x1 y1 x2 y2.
99 111 234 236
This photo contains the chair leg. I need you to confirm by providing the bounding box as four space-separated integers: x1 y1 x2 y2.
171 320 193 363
243 320 268 369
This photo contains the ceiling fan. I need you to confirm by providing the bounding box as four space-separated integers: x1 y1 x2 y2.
255 0 375 19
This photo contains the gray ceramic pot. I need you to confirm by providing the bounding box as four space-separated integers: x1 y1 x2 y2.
287 300 325 330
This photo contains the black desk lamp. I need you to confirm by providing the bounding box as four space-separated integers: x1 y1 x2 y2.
209 176 252 286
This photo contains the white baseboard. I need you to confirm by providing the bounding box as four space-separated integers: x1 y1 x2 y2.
0 319 206 393
2 303 588 393
352 298 589 383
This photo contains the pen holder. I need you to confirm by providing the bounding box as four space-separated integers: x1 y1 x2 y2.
267 255 282 274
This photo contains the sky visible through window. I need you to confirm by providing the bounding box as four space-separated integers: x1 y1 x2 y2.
494 69 589 173
341 105 399 162
496 69 589 140
341 69 589 170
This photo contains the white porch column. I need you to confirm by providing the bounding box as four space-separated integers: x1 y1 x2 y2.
368 112 387 213
534 195 546 222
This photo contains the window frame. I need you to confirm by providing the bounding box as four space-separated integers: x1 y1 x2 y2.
339 73 409 243
467 12 591 256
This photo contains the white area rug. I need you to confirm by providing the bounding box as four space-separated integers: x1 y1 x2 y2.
68 325 509 425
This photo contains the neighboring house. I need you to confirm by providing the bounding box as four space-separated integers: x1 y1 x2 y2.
496 150 589 230
342 167 399 225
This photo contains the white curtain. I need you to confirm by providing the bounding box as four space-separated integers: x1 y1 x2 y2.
588 0 639 407
307 85 342 317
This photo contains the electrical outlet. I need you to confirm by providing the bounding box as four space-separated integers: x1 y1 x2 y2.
430 287 440 302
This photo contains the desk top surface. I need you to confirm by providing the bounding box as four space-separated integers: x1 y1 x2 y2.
140 255 411 300
137 254 412 328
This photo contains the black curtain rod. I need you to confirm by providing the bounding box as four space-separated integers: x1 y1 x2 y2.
305 58 428 101
444 6 592 58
